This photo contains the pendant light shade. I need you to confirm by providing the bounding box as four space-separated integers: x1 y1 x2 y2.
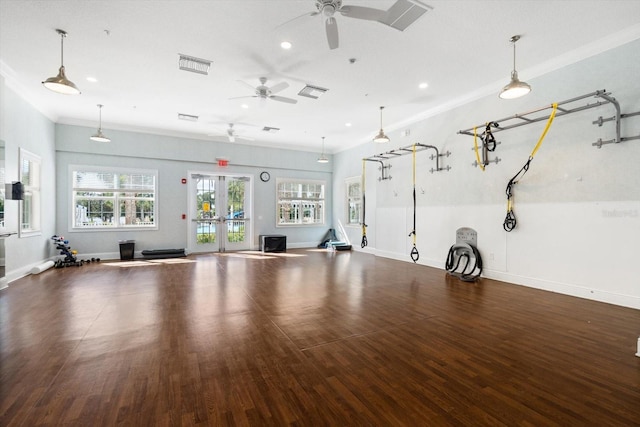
42 29 81 95
373 106 390 143
90 104 111 142
499 35 530 100
317 136 329 163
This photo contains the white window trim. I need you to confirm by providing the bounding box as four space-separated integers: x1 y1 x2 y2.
19 148 41 238
276 178 326 227
345 175 362 228
69 165 159 232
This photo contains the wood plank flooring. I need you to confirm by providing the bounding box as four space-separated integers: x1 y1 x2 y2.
1 250 639 426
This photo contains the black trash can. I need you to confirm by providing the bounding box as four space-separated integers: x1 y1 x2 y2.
119 240 135 260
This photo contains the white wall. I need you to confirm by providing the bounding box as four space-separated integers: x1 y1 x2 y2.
332 39 640 309
55 125 333 259
1 83 57 283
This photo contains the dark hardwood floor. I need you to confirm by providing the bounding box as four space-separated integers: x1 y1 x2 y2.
1 250 639 426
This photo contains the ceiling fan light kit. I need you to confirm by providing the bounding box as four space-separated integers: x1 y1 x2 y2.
90 104 111 142
373 106 390 143
42 29 81 95
499 35 531 100
230 77 297 105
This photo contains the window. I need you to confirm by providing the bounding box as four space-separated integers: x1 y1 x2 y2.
345 176 362 226
20 149 41 236
277 179 325 226
0 148 5 230
72 167 157 229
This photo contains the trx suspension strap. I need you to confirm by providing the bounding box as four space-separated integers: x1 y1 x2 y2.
483 122 499 152
361 159 368 248
504 103 558 232
473 127 485 171
409 144 419 263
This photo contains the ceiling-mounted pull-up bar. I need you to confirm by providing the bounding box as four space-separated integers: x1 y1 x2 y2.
364 143 451 181
458 89 640 150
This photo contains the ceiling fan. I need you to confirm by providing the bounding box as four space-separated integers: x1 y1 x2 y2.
210 123 255 143
230 77 297 105
281 0 387 50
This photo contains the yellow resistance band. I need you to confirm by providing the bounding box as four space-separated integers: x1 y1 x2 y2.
361 159 367 247
473 126 485 171
503 102 559 231
530 103 558 159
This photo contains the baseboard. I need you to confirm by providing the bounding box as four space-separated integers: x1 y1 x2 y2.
360 247 640 310
483 269 640 310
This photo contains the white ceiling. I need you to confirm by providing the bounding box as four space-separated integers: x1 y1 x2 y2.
1 0 640 154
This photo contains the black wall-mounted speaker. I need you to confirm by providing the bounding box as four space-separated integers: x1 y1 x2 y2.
5 182 24 200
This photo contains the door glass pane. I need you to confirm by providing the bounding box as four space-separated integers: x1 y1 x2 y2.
226 178 246 243
196 178 216 244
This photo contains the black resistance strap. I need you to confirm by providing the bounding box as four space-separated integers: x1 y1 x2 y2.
409 145 419 262
361 159 368 248
445 243 483 282
482 121 499 152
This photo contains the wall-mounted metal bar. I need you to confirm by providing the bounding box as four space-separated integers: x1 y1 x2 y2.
364 158 391 181
459 89 640 149
458 90 611 137
364 143 450 180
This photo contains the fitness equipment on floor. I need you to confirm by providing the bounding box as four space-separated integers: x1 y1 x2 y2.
51 235 83 267
318 229 352 251
445 227 482 282
141 248 187 259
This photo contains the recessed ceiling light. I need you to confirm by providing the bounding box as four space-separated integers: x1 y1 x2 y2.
345 122 352 127
280 41 292 50
86 77 98 83
241 104 249 109
419 82 429 89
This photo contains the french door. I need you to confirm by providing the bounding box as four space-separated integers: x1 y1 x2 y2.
188 173 252 253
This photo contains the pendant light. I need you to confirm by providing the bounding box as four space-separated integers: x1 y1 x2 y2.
90 104 111 142
42 29 81 95
373 106 390 143
499 35 531 100
317 136 329 163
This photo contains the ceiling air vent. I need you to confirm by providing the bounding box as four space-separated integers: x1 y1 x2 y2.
178 113 199 122
178 54 212 75
380 0 433 31
298 84 329 99
262 126 280 133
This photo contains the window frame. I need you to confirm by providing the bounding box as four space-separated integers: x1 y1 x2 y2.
19 148 41 238
345 175 362 227
70 165 158 232
276 178 326 227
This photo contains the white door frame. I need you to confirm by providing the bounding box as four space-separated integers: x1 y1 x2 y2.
187 171 253 253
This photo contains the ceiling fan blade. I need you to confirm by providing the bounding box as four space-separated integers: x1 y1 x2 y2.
237 80 258 93
275 11 317 29
269 95 298 104
228 95 258 100
325 17 339 50
269 81 289 94
339 5 386 21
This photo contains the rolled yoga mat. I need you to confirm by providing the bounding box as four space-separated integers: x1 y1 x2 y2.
30 260 55 275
